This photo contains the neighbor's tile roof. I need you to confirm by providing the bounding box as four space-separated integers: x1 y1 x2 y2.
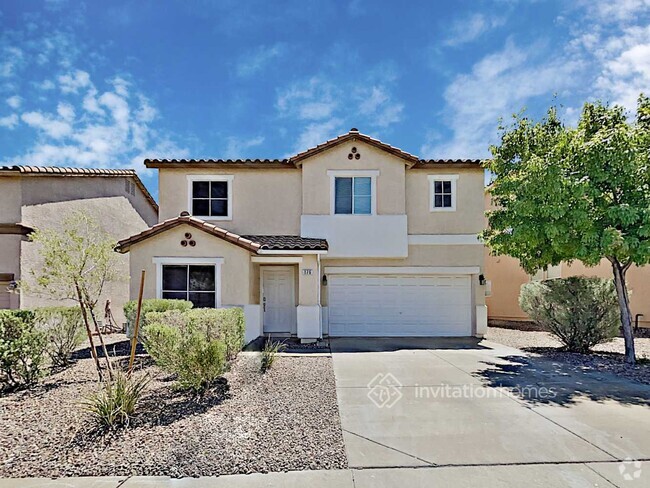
242 235 328 251
0 165 159 212
115 214 328 253
144 129 483 169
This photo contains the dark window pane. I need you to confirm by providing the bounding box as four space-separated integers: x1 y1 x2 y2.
193 181 209 198
211 199 228 216
193 199 209 216
162 291 188 301
353 177 371 196
434 181 442 194
189 292 216 308
434 195 443 208
162 265 187 291
335 177 352 214
443 195 452 207
211 181 228 198
189 265 215 291
443 181 452 193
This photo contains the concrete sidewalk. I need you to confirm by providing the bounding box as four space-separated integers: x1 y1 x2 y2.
0 461 644 487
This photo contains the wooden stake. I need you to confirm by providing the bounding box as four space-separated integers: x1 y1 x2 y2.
75 283 103 381
128 269 146 374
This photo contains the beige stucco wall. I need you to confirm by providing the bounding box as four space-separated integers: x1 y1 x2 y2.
0 234 22 309
484 251 531 322
0 177 23 223
301 141 406 215
407 168 485 234
20 196 151 324
157 167 302 234
127 224 252 306
298 254 320 306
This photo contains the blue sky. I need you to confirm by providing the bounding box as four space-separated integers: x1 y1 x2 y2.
1 0 649 198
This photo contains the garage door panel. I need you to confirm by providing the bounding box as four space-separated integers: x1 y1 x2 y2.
328 274 472 337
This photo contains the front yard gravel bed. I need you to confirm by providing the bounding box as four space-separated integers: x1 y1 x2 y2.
0 340 347 478
486 326 650 385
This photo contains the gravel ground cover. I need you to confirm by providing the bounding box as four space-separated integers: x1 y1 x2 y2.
486 326 650 385
0 336 347 478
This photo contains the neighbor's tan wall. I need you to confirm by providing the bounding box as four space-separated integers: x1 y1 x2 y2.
157 168 302 234
563 260 650 328
301 141 406 215
20 196 151 324
407 168 485 234
127 224 251 306
0 235 22 309
484 251 531 322
321 244 485 307
0 177 23 223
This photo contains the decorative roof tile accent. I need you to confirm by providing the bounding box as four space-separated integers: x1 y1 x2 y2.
0 165 159 212
242 235 328 251
143 129 482 169
115 215 328 254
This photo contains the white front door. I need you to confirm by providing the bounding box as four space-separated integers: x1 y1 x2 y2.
262 266 296 334
328 274 472 337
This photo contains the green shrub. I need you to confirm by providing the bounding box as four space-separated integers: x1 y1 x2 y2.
261 340 285 373
520 276 619 353
83 371 150 429
143 310 227 393
186 308 245 360
124 298 193 338
0 310 47 389
35 307 85 367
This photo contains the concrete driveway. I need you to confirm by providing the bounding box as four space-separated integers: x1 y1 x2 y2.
330 337 650 487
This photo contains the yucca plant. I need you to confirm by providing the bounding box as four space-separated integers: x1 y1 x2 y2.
83 372 149 429
260 340 285 373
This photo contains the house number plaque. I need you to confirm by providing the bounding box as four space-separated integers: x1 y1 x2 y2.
302 269 313 275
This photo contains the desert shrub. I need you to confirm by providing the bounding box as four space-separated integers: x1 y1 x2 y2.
35 307 85 367
143 310 227 393
83 371 149 429
124 298 193 338
260 340 285 373
186 308 245 360
0 310 47 389
520 276 619 353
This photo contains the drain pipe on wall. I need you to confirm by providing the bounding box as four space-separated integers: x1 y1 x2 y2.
317 253 322 338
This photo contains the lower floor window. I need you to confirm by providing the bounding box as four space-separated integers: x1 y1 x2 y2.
162 264 216 308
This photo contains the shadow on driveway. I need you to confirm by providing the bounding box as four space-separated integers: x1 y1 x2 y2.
330 336 489 353
475 353 650 407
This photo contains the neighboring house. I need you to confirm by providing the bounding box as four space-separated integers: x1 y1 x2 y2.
484 192 650 329
0 166 159 324
116 129 487 343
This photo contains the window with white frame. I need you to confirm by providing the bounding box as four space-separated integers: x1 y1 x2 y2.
429 175 458 211
328 170 378 215
161 264 217 308
187 175 233 219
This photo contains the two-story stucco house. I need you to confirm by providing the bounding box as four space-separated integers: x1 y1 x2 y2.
116 129 487 343
0 166 159 324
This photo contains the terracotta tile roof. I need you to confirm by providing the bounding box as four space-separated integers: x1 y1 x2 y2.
0 165 159 213
242 235 328 251
413 159 483 167
143 129 482 169
115 214 329 254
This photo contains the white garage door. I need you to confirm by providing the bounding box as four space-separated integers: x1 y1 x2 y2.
328 274 472 337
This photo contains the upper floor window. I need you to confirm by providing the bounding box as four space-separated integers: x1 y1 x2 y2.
429 174 458 212
328 170 378 215
187 175 233 220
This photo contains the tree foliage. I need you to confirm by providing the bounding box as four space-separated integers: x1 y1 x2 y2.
483 95 650 364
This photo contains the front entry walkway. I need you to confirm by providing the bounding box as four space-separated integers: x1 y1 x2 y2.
330 337 650 486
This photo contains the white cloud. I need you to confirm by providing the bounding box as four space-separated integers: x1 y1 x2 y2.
0 114 18 129
293 118 343 153
223 135 265 159
0 47 23 77
58 70 91 93
6 95 21 109
444 13 506 47
236 43 286 78
423 39 581 158
21 111 73 139
276 77 339 120
356 86 403 128
36 79 56 90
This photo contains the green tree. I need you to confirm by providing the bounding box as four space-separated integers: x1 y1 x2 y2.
483 95 650 364
21 212 120 379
